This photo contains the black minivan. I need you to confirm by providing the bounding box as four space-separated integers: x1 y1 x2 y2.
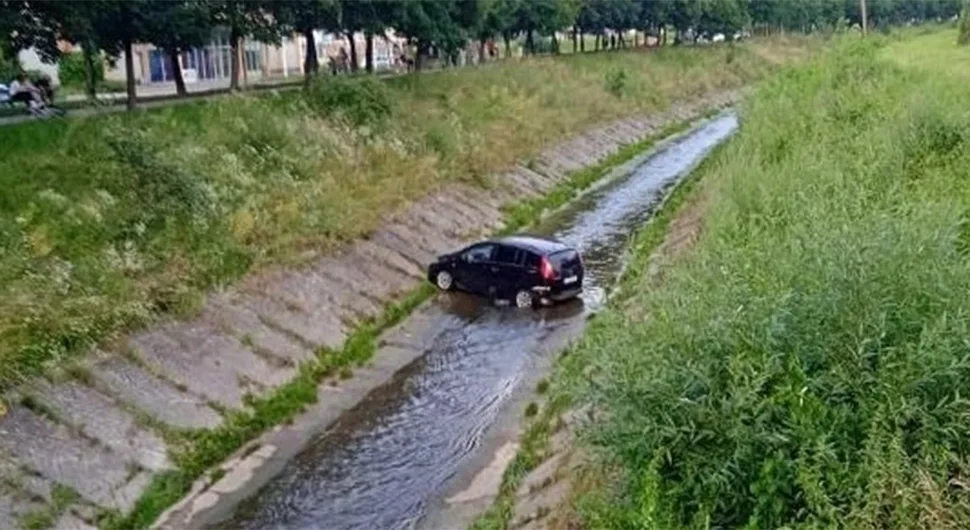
427 235 584 308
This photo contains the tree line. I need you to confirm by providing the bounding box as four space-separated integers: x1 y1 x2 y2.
0 0 964 108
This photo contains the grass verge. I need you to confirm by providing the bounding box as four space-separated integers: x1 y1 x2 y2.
0 37 818 394
541 31 970 530
99 106 728 530
468 123 723 530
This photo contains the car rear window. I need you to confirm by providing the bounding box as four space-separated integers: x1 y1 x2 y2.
549 250 580 271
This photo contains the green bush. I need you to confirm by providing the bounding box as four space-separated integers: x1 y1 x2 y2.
564 39 970 529
605 67 629 98
59 51 104 88
304 75 394 128
0 48 19 82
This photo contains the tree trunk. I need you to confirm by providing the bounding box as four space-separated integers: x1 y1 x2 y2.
124 37 136 110
594 33 600 51
82 41 97 101
168 49 186 96
229 28 242 91
303 27 318 85
572 26 578 53
580 30 585 52
415 40 425 71
526 29 534 54
478 37 486 63
347 32 359 72
618 32 626 48
365 32 374 72
551 32 559 54
503 33 511 58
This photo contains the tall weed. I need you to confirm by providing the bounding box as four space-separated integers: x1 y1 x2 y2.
563 38 970 529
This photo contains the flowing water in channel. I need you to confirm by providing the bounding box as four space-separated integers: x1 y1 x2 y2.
224 112 739 530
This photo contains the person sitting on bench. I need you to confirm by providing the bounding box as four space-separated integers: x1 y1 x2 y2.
9 72 43 110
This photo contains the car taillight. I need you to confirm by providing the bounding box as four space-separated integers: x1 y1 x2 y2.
539 256 556 281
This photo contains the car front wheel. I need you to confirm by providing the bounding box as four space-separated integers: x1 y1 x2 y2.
435 270 454 291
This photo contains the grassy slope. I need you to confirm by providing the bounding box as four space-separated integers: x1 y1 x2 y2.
550 30 970 529
0 39 815 391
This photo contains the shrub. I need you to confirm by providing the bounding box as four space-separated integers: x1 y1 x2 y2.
59 51 104 89
0 48 19 82
605 67 629 98
304 75 393 128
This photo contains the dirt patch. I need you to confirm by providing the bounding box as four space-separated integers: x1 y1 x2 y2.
646 187 710 282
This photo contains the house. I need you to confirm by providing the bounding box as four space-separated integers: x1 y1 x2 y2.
104 30 407 87
12 29 406 89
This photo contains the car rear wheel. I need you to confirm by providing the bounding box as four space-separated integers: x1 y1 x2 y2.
435 270 454 291
514 289 535 309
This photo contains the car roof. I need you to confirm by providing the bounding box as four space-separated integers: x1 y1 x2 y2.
488 235 572 255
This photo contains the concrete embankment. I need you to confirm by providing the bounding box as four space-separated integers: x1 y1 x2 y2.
0 90 740 530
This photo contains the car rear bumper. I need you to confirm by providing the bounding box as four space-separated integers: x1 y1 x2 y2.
548 288 582 302
531 283 582 303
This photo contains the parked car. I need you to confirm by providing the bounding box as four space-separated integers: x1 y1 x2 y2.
428 235 584 308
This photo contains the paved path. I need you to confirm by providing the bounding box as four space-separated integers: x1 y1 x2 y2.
0 78 305 126
0 63 455 126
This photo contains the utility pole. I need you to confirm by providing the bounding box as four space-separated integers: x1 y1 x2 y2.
860 0 868 36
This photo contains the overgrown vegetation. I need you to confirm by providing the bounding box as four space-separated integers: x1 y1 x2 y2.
555 34 970 529
57 51 103 89
0 40 813 393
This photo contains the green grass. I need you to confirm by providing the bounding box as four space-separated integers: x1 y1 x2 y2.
0 38 819 394
545 32 970 530
18 484 80 530
884 27 970 79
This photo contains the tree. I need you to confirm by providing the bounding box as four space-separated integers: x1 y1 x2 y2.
49 2 105 100
391 0 480 69
339 0 394 73
698 0 749 39
276 0 338 84
577 0 605 50
512 0 576 54
637 0 671 44
143 0 211 96
669 0 702 43
476 0 516 61
0 0 60 62
81 0 150 109
959 2 970 45
209 0 285 91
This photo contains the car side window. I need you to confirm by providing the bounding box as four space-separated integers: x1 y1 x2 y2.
523 252 540 268
464 244 495 263
494 245 519 265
